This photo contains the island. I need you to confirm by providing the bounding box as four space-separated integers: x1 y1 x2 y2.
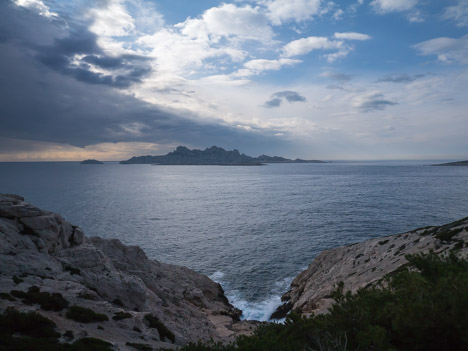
119 146 326 165
432 160 468 166
80 159 104 164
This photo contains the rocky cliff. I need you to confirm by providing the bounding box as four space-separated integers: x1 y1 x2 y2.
275 217 468 317
0 194 256 350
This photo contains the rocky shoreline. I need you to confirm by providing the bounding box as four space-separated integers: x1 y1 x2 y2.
273 216 468 317
1 194 467 350
0 194 257 350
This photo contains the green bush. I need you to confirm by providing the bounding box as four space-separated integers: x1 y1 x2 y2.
66 306 109 323
126 342 153 350
112 311 132 321
0 308 113 351
10 286 69 311
144 314 175 343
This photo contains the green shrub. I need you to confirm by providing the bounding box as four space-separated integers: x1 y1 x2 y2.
126 342 153 350
0 307 59 339
112 311 132 321
10 286 69 311
70 337 113 351
12 275 24 285
66 306 109 323
0 292 15 301
64 266 81 275
0 308 113 351
144 314 175 343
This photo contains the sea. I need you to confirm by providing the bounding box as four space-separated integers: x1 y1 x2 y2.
1 161 467 320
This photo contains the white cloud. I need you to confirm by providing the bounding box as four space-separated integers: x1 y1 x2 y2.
15 0 57 17
281 33 370 62
89 1 135 37
443 1 468 28
334 32 371 41
235 58 302 76
179 4 273 42
413 35 468 64
282 36 343 57
262 0 322 25
370 0 419 13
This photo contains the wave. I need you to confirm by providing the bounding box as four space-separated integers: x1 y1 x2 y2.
210 271 292 322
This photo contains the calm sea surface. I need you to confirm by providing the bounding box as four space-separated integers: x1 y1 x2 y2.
1 161 468 319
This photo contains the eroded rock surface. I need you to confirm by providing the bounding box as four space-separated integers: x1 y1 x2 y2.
276 217 468 317
0 194 256 350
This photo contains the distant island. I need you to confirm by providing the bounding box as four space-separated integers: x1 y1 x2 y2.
119 146 326 165
80 159 103 164
432 160 468 166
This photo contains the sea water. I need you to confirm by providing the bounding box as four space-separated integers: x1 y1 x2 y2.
1 161 468 320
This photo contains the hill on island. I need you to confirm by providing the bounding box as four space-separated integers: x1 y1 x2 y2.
432 160 468 166
119 146 326 165
80 159 103 164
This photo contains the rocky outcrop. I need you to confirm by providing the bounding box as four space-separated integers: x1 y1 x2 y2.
275 217 468 317
119 146 325 165
0 194 256 350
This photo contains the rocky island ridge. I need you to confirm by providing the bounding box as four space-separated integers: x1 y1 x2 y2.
119 146 326 165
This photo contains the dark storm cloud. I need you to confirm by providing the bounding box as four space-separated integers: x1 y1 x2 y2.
264 98 282 108
0 2 289 154
359 93 397 112
263 91 306 108
35 28 152 88
377 73 426 83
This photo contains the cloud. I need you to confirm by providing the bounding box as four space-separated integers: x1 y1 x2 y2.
282 36 343 57
14 0 57 18
264 91 306 108
282 33 369 62
234 58 301 77
264 98 282 108
89 0 135 37
370 0 419 13
320 71 352 81
262 0 322 25
443 1 468 28
0 1 286 155
178 3 273 42
377 73 426 83
334 32 371 41
413 35 468 64
35 28 152 88
353 92 397 112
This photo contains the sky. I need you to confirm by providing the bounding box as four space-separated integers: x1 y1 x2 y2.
0 0 467 161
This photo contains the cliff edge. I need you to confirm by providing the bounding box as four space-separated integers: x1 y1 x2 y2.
274 217 468 318
0 194 256 350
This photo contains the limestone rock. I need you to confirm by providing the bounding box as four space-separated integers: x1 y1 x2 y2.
0 194 254 350
275 217 468 317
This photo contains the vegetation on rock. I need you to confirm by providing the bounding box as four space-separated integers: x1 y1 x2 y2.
0 308 113 351
10 286 69 311
66 306 109 323
144 314 175 343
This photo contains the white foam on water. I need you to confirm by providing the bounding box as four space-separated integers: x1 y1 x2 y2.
228 293 284 322
210 271 293 322
209 271 226 282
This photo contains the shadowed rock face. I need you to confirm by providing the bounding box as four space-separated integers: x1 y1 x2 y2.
273 217 468 318
0 194 257 350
